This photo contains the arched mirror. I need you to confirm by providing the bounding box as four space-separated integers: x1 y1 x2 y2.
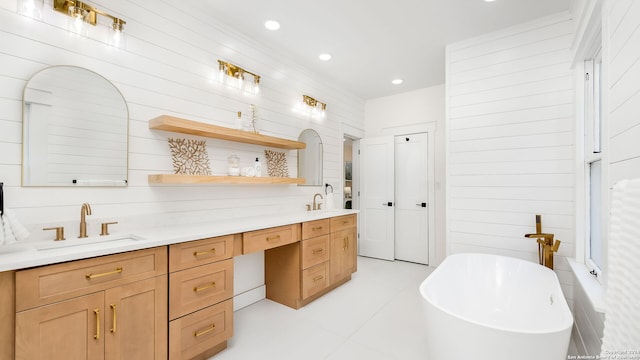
22 66 129 186
297 129 323 186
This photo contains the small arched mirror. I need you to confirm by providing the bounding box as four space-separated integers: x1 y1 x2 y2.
297 129 323 186
22 66 129 186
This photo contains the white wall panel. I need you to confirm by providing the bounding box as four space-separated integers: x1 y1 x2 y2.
446 12 575 301
608 0 640 186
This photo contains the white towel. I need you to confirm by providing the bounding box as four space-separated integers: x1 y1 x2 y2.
2 214 16 245
601 178 640 355
5 209 29 242
324 192 335 210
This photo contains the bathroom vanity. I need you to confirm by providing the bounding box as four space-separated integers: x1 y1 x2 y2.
0 211 357 360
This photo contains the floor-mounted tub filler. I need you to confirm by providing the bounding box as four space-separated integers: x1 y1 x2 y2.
419 253 573 360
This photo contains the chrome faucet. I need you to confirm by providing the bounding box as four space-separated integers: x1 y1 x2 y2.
313 193 324 211
79 203 92 238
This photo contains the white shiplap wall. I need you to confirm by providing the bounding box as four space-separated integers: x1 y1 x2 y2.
608 0 640 185
446 13 575 299
0 0 364 305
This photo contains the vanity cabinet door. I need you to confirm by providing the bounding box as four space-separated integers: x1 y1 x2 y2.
15 292 105 360
104 276 168 360
330 227 357 284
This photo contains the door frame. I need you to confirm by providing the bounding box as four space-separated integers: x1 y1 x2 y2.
381 123 436 266
340 123 364 242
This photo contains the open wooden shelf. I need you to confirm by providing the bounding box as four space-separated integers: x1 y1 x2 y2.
148 174 306 185
149 115 306 150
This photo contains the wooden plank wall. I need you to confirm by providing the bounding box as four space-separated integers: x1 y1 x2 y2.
446 13 575 300
608 0 640 184
0 0 364 236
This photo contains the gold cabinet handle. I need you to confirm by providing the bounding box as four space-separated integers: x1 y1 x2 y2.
94 308 100 340
343 237 348 250
110 304 117 334
312 226 323 231
86 267 123 280
313 275 324 282
194 323 216 337
266 235 281 242
193 282 216 292
342 220 349 225
312 248 324 254
193 248 216 257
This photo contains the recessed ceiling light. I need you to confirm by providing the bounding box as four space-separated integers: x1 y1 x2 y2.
391 79 404 85
318 53 332 61
264 20 280 31
484 0 496 2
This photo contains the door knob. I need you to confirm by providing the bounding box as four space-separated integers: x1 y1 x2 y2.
382 202 393 206
415 202 427 208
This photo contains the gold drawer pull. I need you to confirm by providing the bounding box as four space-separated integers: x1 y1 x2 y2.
313 275 324 282
312 226 323 231
266 235 281 241
94 308 100 340
312 248 324 254
110 304 117 333
343 237 349 250
342 220 349 225
194 323 216 337
86 267 123 280
193 248 216 257
193 282 216 292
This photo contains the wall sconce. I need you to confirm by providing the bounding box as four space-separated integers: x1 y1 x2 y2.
217 60 261 95
53 0 126 46
294 95 326 119
17 0 44 20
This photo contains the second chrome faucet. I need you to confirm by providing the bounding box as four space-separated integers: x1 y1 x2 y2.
79 202 92 238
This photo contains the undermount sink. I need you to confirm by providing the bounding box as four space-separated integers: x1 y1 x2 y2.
308 209 344 216
35 234 145 251
0 243 34 254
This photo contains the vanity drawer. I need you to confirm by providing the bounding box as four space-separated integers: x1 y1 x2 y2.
330 214 357 232
169 298 233 360
301 235 330 270
301 262 329 300
16 247 167 311
169 235 233 272
301 219 330 240
169 259 233 320
242 224 300 254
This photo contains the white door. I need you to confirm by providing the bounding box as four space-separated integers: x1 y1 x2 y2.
394 134 429 264
358 136 395 260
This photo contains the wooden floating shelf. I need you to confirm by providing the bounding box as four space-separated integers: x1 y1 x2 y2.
149 115 306 150
148 174 306 185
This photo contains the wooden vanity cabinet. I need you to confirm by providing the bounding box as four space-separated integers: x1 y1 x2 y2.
168 235 234 360
265 215 357 309
14 247 168 360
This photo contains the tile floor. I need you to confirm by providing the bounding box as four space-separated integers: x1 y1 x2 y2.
213 256 434 360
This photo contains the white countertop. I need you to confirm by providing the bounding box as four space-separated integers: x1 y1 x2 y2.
0 209 358 272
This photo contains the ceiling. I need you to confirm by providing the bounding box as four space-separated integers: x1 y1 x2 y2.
202 0 571 100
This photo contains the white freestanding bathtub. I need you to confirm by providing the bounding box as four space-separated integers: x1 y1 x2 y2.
419 253 573 360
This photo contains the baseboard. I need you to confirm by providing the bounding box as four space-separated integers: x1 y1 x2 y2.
233 285 266 311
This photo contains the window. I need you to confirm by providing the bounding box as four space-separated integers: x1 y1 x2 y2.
585 52 604 278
